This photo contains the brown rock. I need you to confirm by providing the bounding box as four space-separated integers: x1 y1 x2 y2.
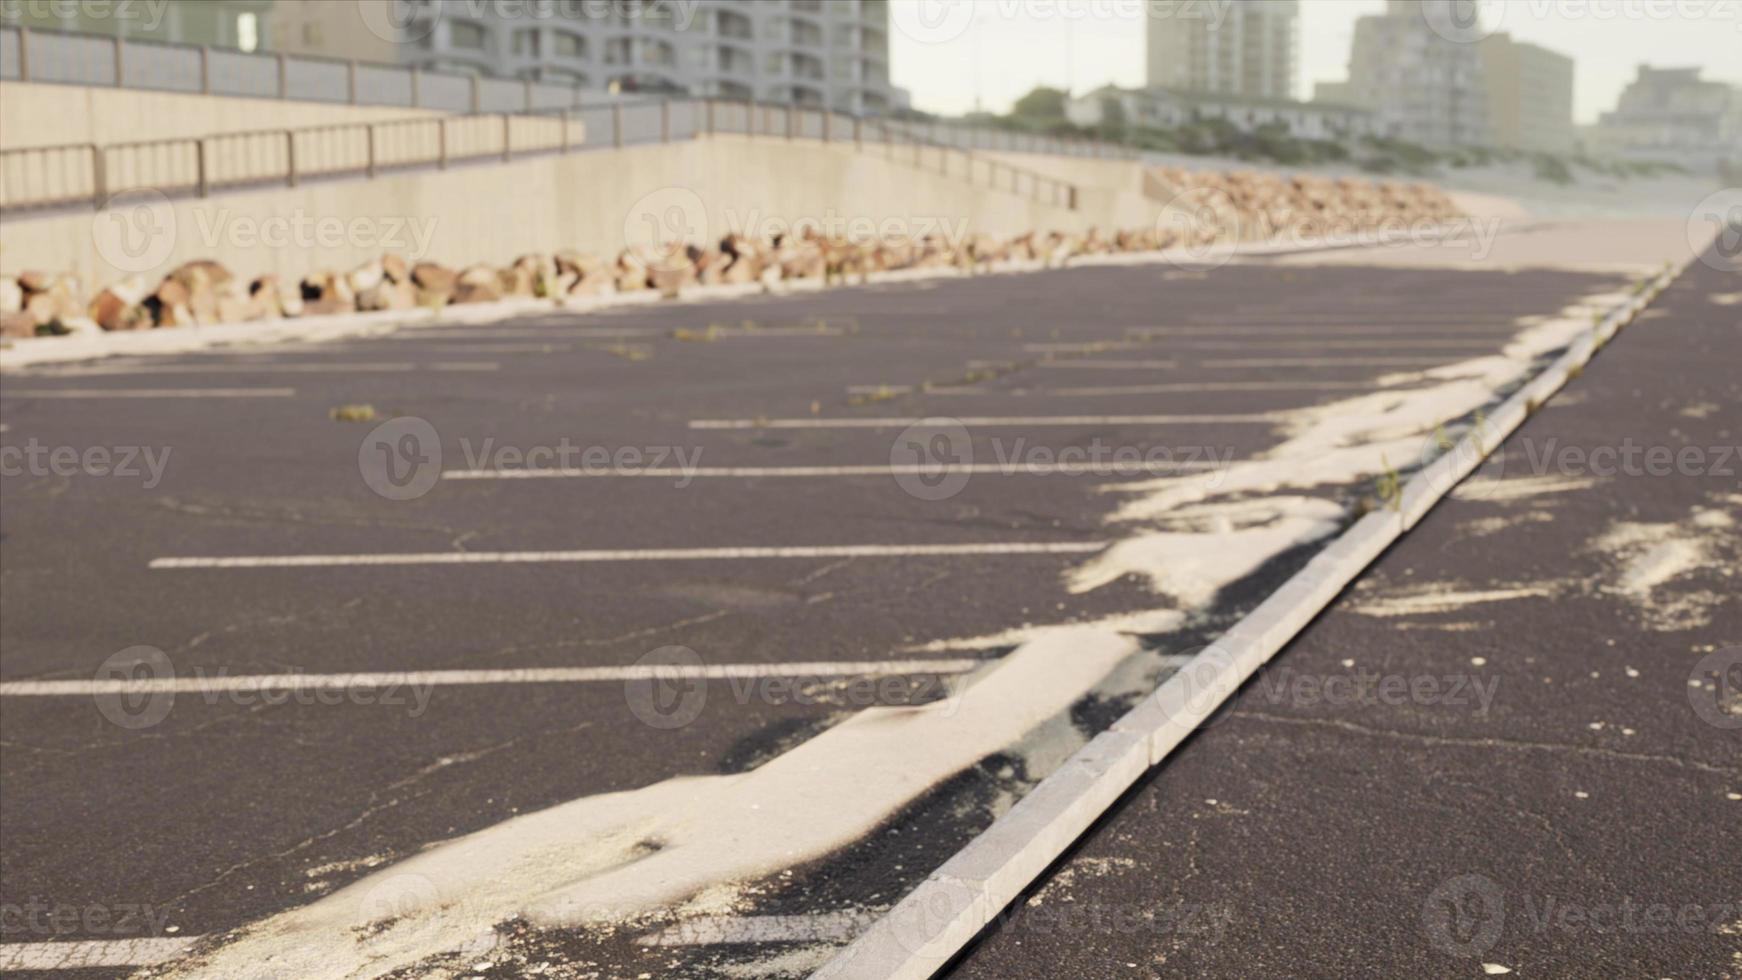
451 280 502 304
411 262 457 295
1 311 40 338
357 279 417 311
381 253 410 284
15 270 51 294
0 277 21 315
88 275 152 331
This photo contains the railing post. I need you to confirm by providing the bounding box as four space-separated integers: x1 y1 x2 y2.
705 98 715 136
853 115 862 151
502 114 511 161
822 110 830 142
786 104 795 140
469 74 480 113
199 45 211 94
410 67 421 108
285 131 297 186
196 138 208 197
661 100 670 142
366 124 376 177
560 110 570 153
277 53 287 98
524 79 533 111
16 26 28 82
90 144 105 210
112 35 124 87
746 98 756 139
348 60 358 104
437 117 447 168
612 103 623 148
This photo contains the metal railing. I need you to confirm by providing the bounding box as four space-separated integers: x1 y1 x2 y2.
0 98 1079 212
0 23 1135 159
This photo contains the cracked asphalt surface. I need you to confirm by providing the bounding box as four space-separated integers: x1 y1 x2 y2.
0 254 1684 979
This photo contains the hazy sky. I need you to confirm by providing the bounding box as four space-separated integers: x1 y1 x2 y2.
889 0 1742 124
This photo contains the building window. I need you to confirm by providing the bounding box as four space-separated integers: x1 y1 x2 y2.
236 12 259 52
512 30 540 57
554 31 585 58
450 22 488 51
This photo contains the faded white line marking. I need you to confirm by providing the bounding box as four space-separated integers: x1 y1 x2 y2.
0 660 984 697
1202 356 1452 368
1042 381 1370 395
639 912 878 947
0 937 195 970
1128 325 1519 337
0 388 296 399
31 362 498 376
148 542 1107 569
1032 359 1178 370
1174 339 1501 351
444 461 1228 480
688 413 1270 429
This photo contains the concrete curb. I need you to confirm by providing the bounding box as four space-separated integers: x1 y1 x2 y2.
810 255 1694 980
0 225 1477 372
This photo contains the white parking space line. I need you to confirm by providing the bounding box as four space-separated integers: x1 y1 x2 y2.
1202 356 1454 368
148 542 1108 569
1176 314 1523 324
0 388 296 399
347 343 571 354
689 413 1274 429
444 460 1229 480
1164 339 1500 351
1042 381 1372 395
0 937 195 971
639 912 877 947
0 659 985 697
393 328 665 340
1020 342 1144 352
1128 325 1520 338
30 362 499 376
1031 360 1179 369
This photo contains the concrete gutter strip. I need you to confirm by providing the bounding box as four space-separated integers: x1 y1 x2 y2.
809 254 1693 980
0 225 1471 371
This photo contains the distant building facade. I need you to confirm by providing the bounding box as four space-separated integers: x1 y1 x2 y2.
362 0 899 114
1479 33 1574 154
1067 85 1395 142
1590 66 1741 173
1145 0 1298 101
1340 0 1489 147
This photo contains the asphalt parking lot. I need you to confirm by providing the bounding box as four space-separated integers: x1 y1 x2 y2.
0 257 1656 978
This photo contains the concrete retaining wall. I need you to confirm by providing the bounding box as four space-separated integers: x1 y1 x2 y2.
0 135 1092 290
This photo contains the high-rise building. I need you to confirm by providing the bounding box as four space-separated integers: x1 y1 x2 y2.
1342 0 1489 147
349 0 898 114
1479 33 1574 153
1145 0 1298 101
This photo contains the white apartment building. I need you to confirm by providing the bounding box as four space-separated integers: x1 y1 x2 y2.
1341 0 1489 147
1590 66 1741 174
1067 85 1396 142
1145 0 1298 101
377 0 896 114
